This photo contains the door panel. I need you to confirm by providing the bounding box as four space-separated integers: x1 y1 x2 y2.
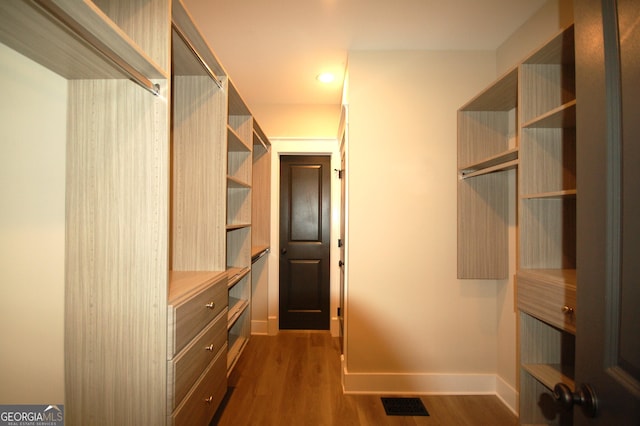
575 0 640 423
279 155 330 330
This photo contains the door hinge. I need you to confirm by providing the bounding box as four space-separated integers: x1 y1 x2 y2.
339 260 345 267
338 238 343 247
337 307 341 317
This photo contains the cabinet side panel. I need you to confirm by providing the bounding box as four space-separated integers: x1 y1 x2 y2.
65 79 169 425
457 172 509 279
172 75 226 271
252 146 271 248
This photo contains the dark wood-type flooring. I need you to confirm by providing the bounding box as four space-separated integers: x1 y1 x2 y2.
211 331 519 425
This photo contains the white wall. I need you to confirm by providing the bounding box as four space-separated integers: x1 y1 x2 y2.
252 104 342 139
343 50 503 394
0 42 66 404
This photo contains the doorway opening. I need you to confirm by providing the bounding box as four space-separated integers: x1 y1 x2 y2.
279 155 331 330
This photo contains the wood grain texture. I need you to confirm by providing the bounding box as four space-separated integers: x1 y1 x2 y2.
167 309 227 411
226 226 251 269
213 332 518 426
168 272 228 356
65 79 169 425
172 75 227 271
457 172 510 279
520 128 576 196
458 110 514 169
252 129 272 250
520 198 576 269
517 270 577 334
172 345 228 426
171 0 227 78
459 66 518 111
0 1 126 79
89 0 170 74
519 312 575 425
520 64 575 124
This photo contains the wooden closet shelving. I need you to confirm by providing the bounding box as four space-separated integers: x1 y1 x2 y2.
517 25 577 426
457 23 578 425
457 67 518 279
0 0 271 423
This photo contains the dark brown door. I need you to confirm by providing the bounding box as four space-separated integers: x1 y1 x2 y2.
279 155 331 330
573 0 640 423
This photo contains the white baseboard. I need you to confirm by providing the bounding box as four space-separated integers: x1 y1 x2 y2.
251 320 269 335
330 316 340 337
495 375 519 415
342 359 505 396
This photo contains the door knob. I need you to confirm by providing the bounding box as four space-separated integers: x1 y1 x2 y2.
281 248 287 255
553 382 598 418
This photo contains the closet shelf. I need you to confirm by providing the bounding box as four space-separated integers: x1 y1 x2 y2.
522 363 575 391
251 246 270 262
227 176 251 188
227 333 249 374
459 148 518 178
459 66 518 111
227 297 249 330
522 100 576 129
521 189 576 199
228 126 252 152
227 266 250 288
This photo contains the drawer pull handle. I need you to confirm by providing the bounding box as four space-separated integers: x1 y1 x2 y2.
205 344 215 352
562 305 575 315
204 396 214 404
205 302 215 310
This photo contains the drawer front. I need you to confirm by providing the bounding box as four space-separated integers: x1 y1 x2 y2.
168 309 227 410
171 345 228 426
171 278 227 355
518 275 576 334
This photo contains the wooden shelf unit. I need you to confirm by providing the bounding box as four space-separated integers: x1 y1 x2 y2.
1 0 271 423
518 25 577 426
457 66 518 279
457 24 577 425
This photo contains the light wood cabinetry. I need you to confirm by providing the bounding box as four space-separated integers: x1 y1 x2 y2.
0 1 269 424
457 25 577 425
517 25 576 426
457 67 518 279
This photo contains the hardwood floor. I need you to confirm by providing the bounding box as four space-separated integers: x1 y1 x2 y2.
211 331 519 426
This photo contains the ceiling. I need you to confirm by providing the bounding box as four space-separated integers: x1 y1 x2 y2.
183 0 547 107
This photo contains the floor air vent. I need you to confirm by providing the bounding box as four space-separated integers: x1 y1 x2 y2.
381 397 430 416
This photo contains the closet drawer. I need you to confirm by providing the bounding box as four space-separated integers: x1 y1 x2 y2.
517 272 576 334
168 274 227 355
168 309 227 410
171 345 227 426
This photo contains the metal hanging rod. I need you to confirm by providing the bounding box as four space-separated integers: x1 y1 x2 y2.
172 23 224 90
33 0 161 96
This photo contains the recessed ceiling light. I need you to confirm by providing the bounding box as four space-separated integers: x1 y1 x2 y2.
316 72 335 84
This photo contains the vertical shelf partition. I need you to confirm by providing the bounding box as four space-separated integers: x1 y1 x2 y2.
226 81 253 374
517 25 577 426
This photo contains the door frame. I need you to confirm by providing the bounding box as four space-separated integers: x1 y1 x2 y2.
266 138 341 336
